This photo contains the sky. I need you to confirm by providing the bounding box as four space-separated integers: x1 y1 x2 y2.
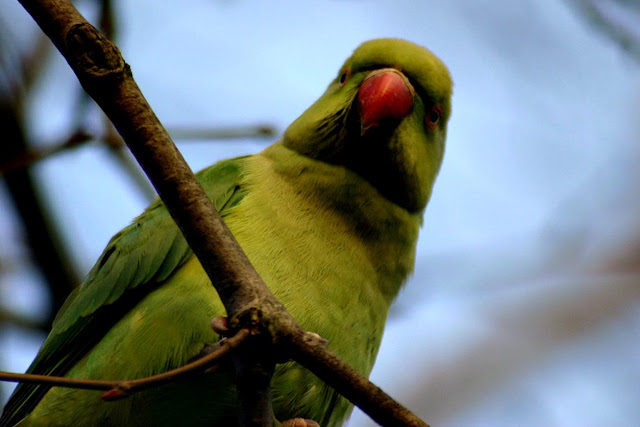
1 0 640 426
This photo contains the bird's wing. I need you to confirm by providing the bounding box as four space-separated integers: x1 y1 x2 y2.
0 156 249 426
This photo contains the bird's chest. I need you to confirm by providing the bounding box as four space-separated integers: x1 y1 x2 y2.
222 173 410 425
222 168 414 376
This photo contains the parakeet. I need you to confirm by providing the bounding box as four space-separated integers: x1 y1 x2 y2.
1 38 452 427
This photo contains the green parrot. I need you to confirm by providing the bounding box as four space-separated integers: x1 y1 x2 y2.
1 38 452 427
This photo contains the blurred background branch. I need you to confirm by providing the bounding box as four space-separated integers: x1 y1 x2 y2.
569 0 640 62
0 125 276 176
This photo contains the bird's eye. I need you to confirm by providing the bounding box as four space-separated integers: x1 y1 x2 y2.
426 105 442 130
338 69 349 86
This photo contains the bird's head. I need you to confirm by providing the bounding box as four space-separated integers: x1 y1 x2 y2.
283 38 452 213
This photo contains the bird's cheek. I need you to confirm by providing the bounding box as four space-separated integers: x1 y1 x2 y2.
357 69 414 134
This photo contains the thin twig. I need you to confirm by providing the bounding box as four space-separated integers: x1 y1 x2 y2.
0 329 250 399
0 371 116 391
100 328 251 400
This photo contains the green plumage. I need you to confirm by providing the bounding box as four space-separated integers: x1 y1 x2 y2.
1 38 452 426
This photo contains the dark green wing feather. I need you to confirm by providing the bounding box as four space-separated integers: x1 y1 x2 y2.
0 157 249 426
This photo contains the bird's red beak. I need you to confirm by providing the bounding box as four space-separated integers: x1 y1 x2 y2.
357 68 414 134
